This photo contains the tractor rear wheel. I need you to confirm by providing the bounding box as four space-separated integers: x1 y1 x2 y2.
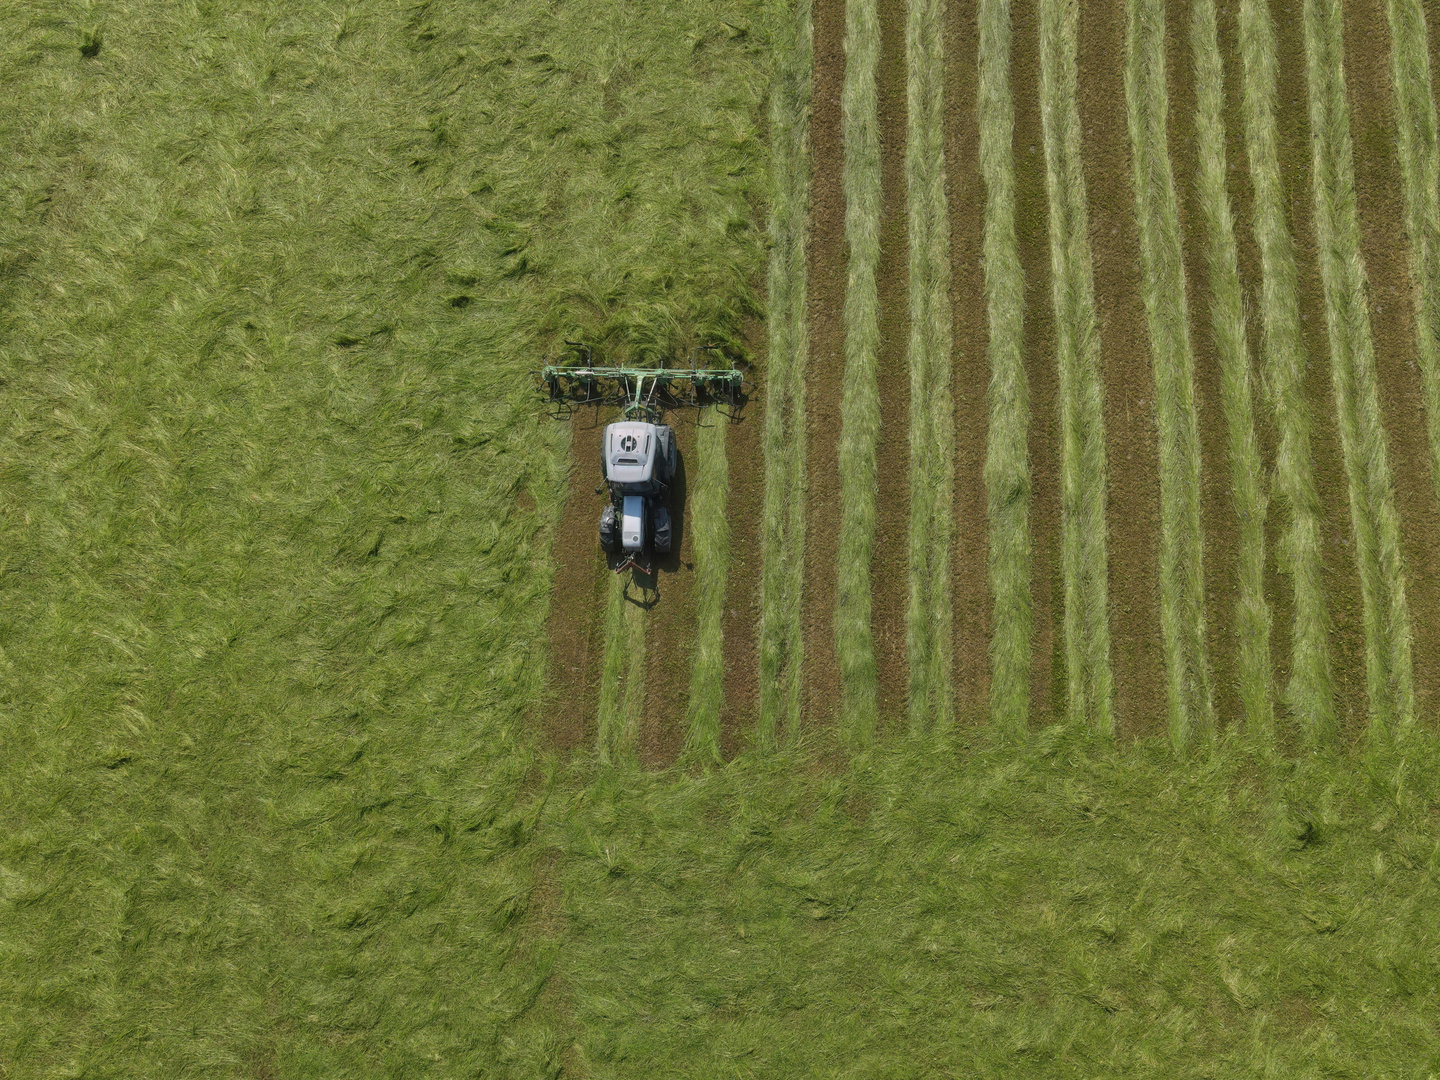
655 425 676 482
652 505 672 554
599 504 619 552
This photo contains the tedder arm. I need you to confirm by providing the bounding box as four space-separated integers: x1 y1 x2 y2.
538 342 749 421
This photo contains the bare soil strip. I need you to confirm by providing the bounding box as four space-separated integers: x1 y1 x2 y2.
946 0 993 722
543 414 612 756
1169 0 1246 731
1271 7 1370 739
873 0 913 732
1346 0 1440 722
1079 2 1166 738
719 337 766 756
1013 0 1062 725
1429 0 1440 105
641 414 700 768
803 0 848 740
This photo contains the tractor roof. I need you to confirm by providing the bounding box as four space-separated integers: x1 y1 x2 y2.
604 421 660 486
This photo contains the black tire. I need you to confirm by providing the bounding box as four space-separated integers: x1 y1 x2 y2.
652 505 672 554
655 425 676 482
599 504 619 553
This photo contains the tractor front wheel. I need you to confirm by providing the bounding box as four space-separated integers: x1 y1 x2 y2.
651 505 672 554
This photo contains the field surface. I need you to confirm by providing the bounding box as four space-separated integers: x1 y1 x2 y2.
5 0 1440 1077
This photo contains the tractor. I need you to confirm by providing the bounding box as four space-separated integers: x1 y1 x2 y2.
597 417 677 572
539 341 747 575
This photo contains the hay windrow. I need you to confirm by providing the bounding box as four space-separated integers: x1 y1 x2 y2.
1039 0 1114 735
835 0 883 748
979 0 1032 738
1236 0 1338 745
1125 0 1215 749
1191 0 1275 746
757 0 815 748
904 0 955 734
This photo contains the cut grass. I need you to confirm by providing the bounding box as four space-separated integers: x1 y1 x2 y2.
757 0 813 749
1191 0 1274 746
1236 0 1337 745
551 730 1440 1074
835 0 882 750
0 0 771 1071
1125 0 1215 750
905 0 956 734
1302 0 1415 738
978 0 1032 739
596 573 646 764
683 412 731 765
1385 0 1440 513
1038 0 1114 735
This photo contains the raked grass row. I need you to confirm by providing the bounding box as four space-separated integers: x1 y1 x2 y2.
1190 0 1275 746
835 0 883 749
1126 0 1215 749
978 0 1032 740
686 0 1440 755
1237 0 1337 744
1386 0 1440 514
682 414 733 763
1038 0 1114 736
757 0 813 749
905 0 956 734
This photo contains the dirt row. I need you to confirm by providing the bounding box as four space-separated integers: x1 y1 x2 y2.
542 386 764 765
872 0 913 730
544 0 1440 758
946 0 993 723
800 0 847 740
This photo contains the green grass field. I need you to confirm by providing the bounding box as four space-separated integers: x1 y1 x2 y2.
0 0 766 1072
6 1 1440 1076
551 732 1440 1076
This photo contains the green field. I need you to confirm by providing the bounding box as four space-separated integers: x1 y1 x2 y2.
5 1 1440 1076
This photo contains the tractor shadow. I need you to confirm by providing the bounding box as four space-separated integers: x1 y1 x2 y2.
614 443 686 609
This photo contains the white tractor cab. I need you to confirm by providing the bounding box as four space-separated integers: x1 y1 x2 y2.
598 420 676 566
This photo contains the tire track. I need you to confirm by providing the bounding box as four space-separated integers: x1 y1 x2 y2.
947 0 992 724
720 359 766 757
1078 1 1160 737
802 0 848 741
542 412 613 756
873 0 912 732
641 413 699 768
1013 0 1061 726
